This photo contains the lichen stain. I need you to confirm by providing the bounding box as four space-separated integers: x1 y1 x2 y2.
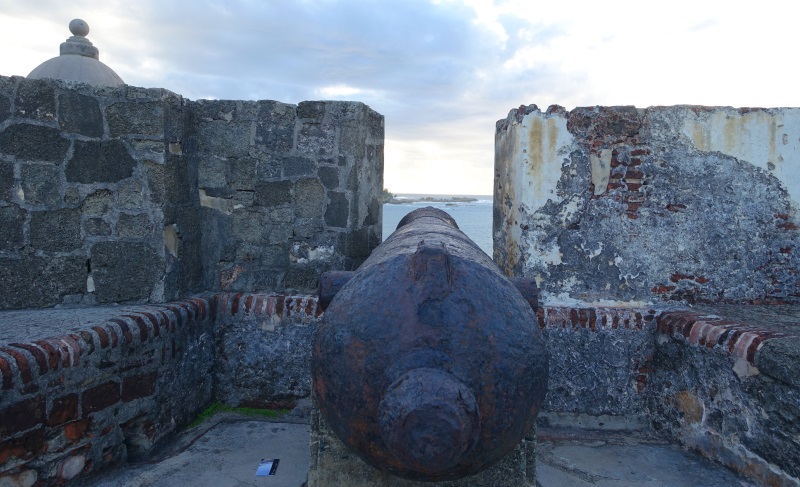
526 117 561 201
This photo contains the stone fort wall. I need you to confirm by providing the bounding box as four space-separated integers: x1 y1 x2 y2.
0 76 383 311
495 104 800 304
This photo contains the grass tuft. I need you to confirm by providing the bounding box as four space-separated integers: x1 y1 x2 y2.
188 402 290 429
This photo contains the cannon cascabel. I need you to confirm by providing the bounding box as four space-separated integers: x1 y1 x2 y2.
312 206 549 481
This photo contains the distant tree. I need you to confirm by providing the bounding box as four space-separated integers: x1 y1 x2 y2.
380 188 395 203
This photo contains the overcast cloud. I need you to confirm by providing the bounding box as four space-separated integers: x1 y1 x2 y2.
2 0 798 194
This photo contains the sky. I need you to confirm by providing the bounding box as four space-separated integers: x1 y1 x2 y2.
1 0 798 195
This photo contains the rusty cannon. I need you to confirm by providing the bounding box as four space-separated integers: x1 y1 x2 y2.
312 207 548 482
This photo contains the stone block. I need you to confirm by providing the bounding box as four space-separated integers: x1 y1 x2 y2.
325 191 349 228
67 140 136 184
118 179 145 209
255 101 296 153
30 209 81 252
20 163 61 208
0 161 13 200
14 79 55 121
198 157 227 189
0 204 25 251
292 218 322 239
297 101 326 121
106 101 165 137
84 218 112 237
319 166 339 189
283 155 317 177
195 121 252 157
255 154 281 181
0 255 85 309
229 157 257 190
294 178 325 219
283 266 320 292
255 180 292 207
81 189 114 216
297 123 336 159
0 124 70 163
232 210 267 243
144 162 166 204
118 213 153 238
91 241 163 303
0 93 10 124
58 92 103 137
128 139 166 164
163 157 193 205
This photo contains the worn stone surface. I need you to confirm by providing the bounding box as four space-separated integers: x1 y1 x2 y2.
308 399 537 487
0 123 70 163
66 139 137 183
495 105 800 304
29 209 82 251
58 91 103 137
19 163 61 208
90 242 162 303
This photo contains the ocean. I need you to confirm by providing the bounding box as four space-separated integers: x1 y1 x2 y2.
382 194 494 256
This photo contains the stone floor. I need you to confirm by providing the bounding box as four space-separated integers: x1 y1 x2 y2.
84 412 755 487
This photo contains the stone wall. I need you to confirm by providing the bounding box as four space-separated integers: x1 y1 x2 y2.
193 99 384 294
0 76 383 311
0 76 199 309
494 104 800 304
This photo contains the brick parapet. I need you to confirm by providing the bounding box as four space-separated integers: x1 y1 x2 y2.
0 296 216 484
655 309 796 366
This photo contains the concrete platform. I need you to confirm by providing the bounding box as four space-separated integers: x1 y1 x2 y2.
84 413 756 487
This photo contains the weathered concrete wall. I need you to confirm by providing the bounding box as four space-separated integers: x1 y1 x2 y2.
0 76 200 309
193 99 383 294
495 105 800 304
0 76 384 310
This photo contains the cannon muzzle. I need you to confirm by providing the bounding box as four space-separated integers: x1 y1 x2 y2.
312 207 548 481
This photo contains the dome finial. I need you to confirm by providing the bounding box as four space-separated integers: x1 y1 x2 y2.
69 19 90 37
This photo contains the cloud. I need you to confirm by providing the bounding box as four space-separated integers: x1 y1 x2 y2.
3 0 800 194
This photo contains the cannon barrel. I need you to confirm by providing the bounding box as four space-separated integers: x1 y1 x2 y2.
312 207 549 481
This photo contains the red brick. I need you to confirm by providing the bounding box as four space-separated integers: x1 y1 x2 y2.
279 296 289 317
81 381 120 415
47 393 79 427
630 148 650 156
0 356 12 390
0 428 45 465
125 315 149 342
110 319 134 345
60 335 82 367
142 312 161 337
121 372 157 402
0 396 45 436
9 343 48 376
64 419 91 441
0 348 33 384
231 293 242 316
33 340 59 370
91 326 110 349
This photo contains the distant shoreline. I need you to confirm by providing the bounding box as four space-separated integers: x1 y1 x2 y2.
385 196 480 205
